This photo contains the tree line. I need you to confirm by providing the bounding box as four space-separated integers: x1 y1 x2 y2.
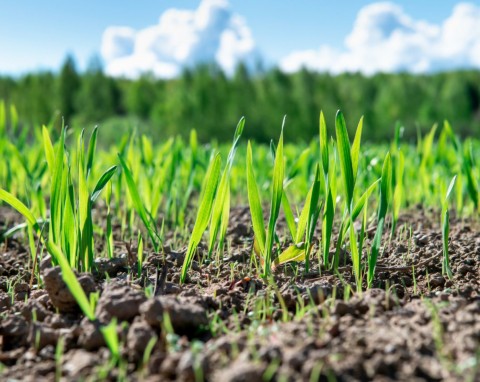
1 55 479 144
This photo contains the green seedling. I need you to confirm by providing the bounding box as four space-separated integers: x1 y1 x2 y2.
442 175 457 279
0 189 95 320
118 154 162 252
100 318 120 363
367 152 392 288
180 153 222 283
276 165 322 273
247 121 284 277
207 117 244 259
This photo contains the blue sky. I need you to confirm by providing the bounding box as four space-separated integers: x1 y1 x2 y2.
0 0 478 76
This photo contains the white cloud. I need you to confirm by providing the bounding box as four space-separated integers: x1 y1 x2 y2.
101 0 256 78
280 2 480 74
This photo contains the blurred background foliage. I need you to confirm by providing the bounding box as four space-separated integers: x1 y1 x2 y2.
1 55 479 144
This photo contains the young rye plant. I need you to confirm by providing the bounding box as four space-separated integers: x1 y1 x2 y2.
247 121 285 277
442 175 457 279
180 118 244 282
0 126 118 320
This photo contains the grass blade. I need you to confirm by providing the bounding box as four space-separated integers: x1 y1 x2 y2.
181 154 221 283
246 141 266 254
0 189 39 230
281 192 297 240
335 110 355 210
351 116 363 180
319 111 329 178
91 166 118 203
264 126 285 274
118 154 160 251
275 244 306 268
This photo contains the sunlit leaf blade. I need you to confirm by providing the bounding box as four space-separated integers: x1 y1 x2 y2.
351 179 380 222
335 110 355 210
0 100 5 135
349 217 361 289
86 126 98 177
378 152 392 220
420 124 437 168
42 125 55 175
368 152 392 288
442 209 453 279
445 175 457 203
218 182 230 249
295 187 313 244
319 111 329 178
322 188 335 267
246 141 266 254
0 189 39 230
118 154 159 250
281 192 297 240
351 116 363 180
141 135 154 167
208 118 244 256
100 318 120 360
264 127 284 271
368 218 384 287
91 166 118 203
181 154 221 283
274 244 306 268
392 151 405 224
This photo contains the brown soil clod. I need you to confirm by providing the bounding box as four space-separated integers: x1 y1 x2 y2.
43 266 96 313
140 295 209 334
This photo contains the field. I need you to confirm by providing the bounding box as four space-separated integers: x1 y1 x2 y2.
0 105 479 381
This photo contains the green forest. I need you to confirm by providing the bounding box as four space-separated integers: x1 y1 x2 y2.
1 55 479 143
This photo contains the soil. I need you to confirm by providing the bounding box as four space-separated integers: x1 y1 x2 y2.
0 205 479 381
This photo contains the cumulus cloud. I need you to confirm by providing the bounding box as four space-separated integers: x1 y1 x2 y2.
101 0 256 78
280 2 480 74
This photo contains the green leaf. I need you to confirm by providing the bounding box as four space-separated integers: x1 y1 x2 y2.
264 126 285 271
141 134 154 167
100 318 120 360
379 152 392 221
281 192 297 240
86 126 98 177
420 124 437 168
392 151 405 232
445 175 457 203
335 110 355 210
118 154 160 251
42 125 55 175
9 104 18 133
181 154 221 283
351 116 363 180
442 209 453 279
208 118 244 256
91 166 118 203
0 100 5 135
322 187 335 268
0 189 39 230
295 187 313 244
349 217 361 290
275 243 306 268
319 111 329 178
246 141 266 254
368 218 384 288
351 179 380 222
